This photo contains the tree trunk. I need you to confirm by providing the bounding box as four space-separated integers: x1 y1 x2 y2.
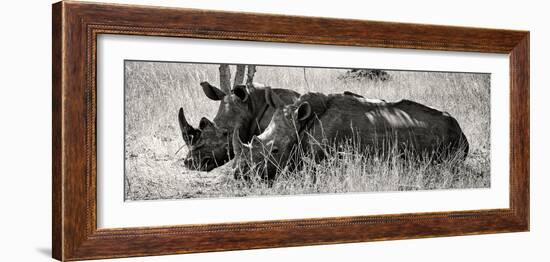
218 64 231 93
233 65 246 87
246 65 256 86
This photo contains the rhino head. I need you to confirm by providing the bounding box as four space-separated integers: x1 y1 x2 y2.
177 81 269 171
201 81 257 141
178 108 230 171
232 87 313 180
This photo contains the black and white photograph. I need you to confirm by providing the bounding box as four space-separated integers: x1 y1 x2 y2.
124 61 490 201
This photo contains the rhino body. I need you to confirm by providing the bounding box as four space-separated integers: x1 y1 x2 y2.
233 90 469 180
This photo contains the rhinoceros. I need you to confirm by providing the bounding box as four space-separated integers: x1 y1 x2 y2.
178 109 229 171
232 88 469 180
178 82 299 171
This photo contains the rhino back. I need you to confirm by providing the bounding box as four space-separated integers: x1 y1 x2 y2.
390 100 467 153
274 88 300 103
303 96 468 159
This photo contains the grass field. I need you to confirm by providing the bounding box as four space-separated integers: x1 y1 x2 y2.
124 61 490 200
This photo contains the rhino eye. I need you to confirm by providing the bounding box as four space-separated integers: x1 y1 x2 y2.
271 147 279 154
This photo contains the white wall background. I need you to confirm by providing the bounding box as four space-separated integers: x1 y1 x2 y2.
0 0 546 261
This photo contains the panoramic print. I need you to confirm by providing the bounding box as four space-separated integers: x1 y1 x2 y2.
124 61 490 200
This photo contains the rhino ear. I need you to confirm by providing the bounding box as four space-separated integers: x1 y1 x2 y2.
295 102 312 122
265 86 284 109
200 81 226 101
233 85 249 102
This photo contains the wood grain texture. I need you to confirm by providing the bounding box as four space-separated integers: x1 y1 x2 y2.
52 2 63 260
52 1 530 261
509 34 530 227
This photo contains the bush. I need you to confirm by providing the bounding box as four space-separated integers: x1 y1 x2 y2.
338 69 390 82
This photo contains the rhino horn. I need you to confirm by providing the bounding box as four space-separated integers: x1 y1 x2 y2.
199 117 215 130
178 108 197 145
232 129 246 156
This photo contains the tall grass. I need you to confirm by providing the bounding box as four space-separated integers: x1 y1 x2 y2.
124 61 490 200
232 128 479 196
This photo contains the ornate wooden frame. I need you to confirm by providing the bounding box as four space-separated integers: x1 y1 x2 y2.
52 1 529 261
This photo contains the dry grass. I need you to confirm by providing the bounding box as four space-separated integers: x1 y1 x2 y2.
124 61 490 200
